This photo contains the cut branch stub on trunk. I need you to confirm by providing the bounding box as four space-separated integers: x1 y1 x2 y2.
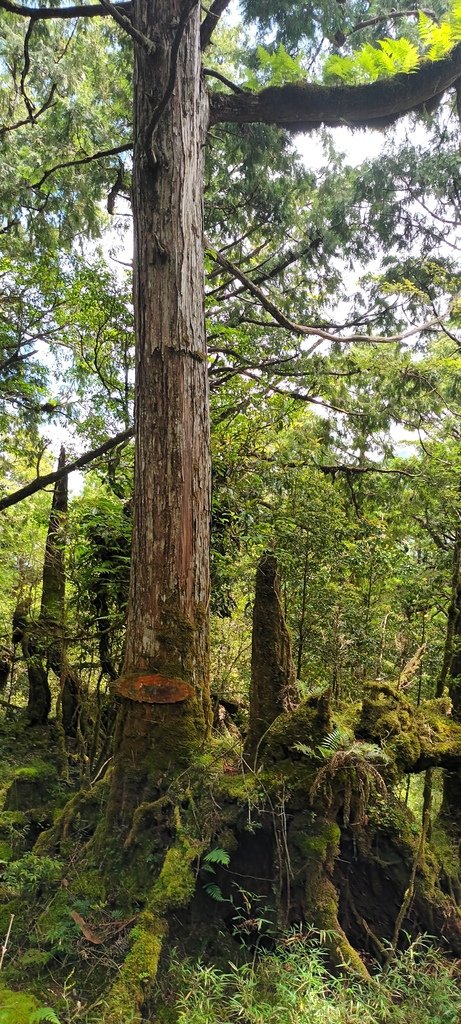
244 552 296 763
113 672 194 704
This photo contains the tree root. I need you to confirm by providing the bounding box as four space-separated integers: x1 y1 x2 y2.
33 780 108 854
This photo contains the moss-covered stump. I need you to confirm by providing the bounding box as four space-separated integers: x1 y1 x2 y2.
3 761 58 812
2 692 461 1023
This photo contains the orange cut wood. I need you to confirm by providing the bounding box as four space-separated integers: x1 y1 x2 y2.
113 672 193 704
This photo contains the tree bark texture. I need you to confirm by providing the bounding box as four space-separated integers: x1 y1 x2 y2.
244 553 296 763
12 601 50 727
109 0 211 824
438 533 461 822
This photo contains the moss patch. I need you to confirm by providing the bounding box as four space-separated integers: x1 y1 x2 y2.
101 912 165 1024
262 691 331 765
0 985 39 1024
152 840 200 915
4 761 58 812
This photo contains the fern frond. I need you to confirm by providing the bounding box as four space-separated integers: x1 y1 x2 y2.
29 1009 62 1024
204 882 227 902
319 725 354 754
292 741 317 757
203 847 230 867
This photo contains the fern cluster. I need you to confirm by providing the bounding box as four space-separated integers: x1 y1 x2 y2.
325 2 461 84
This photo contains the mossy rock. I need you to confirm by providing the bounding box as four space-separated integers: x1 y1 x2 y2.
0 985 39 1024
4 761 58 813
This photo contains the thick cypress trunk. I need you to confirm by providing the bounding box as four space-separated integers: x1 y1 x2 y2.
108 0 211 825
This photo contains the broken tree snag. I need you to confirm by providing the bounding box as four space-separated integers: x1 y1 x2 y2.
244 552 296 763
113 672 194 704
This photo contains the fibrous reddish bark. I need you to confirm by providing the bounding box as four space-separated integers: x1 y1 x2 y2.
108 0 211 825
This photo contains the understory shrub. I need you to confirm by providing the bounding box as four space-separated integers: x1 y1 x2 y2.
172 936 461 1024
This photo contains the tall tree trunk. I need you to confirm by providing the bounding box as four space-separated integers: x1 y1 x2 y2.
108 0 211 826
10 447 71 727
40 447 86 740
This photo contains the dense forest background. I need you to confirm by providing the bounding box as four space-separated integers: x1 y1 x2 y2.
2 0 461 1022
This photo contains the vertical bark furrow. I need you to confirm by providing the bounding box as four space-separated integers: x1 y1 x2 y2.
109 1 211 822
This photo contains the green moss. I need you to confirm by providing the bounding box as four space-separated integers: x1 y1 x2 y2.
0 842 12 863
152 841 200 915
0 812 27 831
71 867 106 906
217 771 261 802
390 731 421 769
101 912 166 1024
290 813 368 979
35 888 71 943
34 782 107 854
4 761 58 813
15 948 52 972
13 761 54 782
290 815 340 863
0 811 29 854
263 691 331 764
0 985 39 1024
300 822 341 859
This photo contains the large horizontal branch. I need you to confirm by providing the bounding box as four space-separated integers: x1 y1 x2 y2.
210 44 461 130
0 0 131 19
0 427 133 512
206 243 442 351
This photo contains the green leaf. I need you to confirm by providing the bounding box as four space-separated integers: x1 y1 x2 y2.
203 847 231 867
204 882 227 902
28 1010 62 1024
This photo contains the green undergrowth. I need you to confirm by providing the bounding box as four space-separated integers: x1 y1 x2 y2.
163 937 461 1024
